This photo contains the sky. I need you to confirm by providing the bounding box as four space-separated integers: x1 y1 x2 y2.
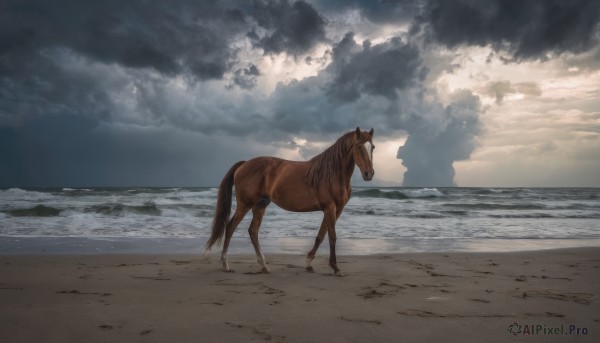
1 0 599 187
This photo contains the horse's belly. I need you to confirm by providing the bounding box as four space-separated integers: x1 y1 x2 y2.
273 199 320 212
270 188 321 212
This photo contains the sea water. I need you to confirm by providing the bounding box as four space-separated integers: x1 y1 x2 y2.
1 187 599 254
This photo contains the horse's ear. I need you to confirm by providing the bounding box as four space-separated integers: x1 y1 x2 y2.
369 128 374 137
355 127 361 137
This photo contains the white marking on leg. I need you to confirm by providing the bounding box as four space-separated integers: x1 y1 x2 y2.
257 248 269 273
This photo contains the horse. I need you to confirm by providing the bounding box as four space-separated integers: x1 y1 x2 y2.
205 127 375 276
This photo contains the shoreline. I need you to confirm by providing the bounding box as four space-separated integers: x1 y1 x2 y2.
1 235 600 255
1 247 598 342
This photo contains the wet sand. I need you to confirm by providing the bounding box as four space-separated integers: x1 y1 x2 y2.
1 248 599 342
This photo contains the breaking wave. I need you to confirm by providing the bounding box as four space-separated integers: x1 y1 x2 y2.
353 188 443 200
86 201 161 216
8 205 62 217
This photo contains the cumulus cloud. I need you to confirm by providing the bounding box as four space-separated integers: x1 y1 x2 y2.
269 33 483 186
324 33 482 186
397 90 482 186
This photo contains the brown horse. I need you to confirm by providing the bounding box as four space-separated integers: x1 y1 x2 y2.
205 127 375 276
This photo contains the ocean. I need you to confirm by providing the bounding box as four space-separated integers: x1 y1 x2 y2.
1 187 599 254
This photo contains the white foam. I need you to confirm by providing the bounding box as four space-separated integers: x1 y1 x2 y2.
403 188 444 198
1 188 55 201
5 188 28 194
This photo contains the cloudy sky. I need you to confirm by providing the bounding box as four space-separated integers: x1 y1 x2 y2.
1 0 599 187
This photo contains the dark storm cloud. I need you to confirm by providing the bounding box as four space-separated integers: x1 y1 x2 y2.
0 49 121 125
327 32 424 102
417 0 600 61
248 0 327 55
319 0 600 62
0 0 245 80
0 0 243 125
310 0 422 24
0 0 329 126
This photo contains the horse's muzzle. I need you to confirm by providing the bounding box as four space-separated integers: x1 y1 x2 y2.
363 170 374 181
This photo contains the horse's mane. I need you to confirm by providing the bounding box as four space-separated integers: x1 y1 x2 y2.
306 131 356 187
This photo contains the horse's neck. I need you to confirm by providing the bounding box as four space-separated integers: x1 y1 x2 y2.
340 150 355 186
307 135 356 187
334 137 355 186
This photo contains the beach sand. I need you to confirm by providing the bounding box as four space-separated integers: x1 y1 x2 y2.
1 248 598 342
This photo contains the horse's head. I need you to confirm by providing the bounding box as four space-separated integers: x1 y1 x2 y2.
353 127 375 181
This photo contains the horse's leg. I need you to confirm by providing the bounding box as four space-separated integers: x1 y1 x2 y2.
249 199 270 273
306 206 338 274
328 230 341 276
325 206 343 276
221 206 249 272
305 215 329 272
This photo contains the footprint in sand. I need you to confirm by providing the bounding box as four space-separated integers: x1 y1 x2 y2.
469 298 491 303
356 282 405 299
513 289 593 304
397 309 516 318
339 315 382 325
225 322 285 343
140 328 153 335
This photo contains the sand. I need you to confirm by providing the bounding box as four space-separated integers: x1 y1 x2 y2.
1 247 599 342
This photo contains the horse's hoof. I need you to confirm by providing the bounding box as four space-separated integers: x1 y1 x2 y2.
223 269 235 273
260 267 270 274
306 266 314 273
334 270 344 277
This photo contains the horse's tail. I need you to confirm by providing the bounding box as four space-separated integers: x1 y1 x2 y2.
205 161 246 251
